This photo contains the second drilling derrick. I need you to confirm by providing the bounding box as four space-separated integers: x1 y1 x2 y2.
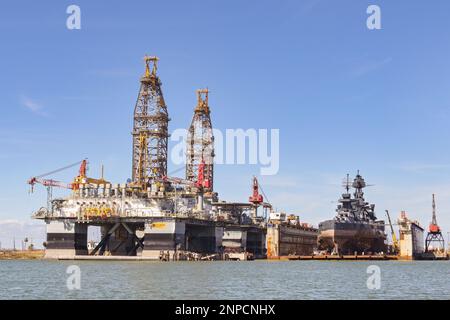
186 89 215 192
132 56 169 189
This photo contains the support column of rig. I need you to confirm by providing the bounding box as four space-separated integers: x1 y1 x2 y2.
186 89 215 193
132 56 170 190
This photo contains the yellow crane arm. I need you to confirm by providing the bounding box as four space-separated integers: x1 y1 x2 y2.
385 210 399 249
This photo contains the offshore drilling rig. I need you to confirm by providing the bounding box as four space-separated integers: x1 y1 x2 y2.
28 56 275 260
29 56 319 260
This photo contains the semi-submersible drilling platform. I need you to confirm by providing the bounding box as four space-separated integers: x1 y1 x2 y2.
30 56 318 260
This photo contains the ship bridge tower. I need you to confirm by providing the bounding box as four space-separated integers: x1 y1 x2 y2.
131 56 170 190
186 88 215 193
352 170 366 198
425 194 445 252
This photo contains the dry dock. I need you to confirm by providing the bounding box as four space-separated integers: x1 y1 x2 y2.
269 255 399 261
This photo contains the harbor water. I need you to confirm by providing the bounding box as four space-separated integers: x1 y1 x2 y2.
0 260 449 299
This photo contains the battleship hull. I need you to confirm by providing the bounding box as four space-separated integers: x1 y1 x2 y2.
318 220 386 255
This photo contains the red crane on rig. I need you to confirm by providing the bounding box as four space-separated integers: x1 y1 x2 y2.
27 159 108 211
249 176 263 205
248 176 272 219
28 159 85 192
27 159 85 210
157 160 211 212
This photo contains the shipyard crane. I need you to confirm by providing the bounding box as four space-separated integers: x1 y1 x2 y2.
249 176 263 220
425 194 445 252
385 210 399 254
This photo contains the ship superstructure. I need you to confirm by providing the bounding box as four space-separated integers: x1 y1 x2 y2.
318 172 386 255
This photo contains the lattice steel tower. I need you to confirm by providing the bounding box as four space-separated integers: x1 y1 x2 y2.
132 56 169 188
186 89 215 192
425 194 445 252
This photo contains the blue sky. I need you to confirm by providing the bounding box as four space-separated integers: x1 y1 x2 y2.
1 0 450 248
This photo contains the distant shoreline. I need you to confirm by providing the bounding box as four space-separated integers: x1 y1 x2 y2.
0 250 44 260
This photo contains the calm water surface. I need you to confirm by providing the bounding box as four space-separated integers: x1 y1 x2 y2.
0 260 449 299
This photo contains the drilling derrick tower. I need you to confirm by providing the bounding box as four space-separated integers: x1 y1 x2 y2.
132 56 170 190
425 194 445 252
186 89 214 193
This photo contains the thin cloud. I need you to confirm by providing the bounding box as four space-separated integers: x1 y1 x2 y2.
351 57 393 78
20 95 48 116
60 96 110 101
87 68 135 77
262 175 299 188
397 163 450 173
302 0 322 13
279 0 322 27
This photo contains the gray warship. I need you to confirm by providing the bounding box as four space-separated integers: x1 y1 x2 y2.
318 172 387 255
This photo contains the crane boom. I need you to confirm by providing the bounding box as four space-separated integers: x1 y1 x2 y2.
34 159 86 179
28 158 105 192
159 160 210 189
32 178 71 189
385 210 399 252
162 176 195 186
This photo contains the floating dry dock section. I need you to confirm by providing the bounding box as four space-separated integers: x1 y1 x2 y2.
31 56 316 261
270 255 399 261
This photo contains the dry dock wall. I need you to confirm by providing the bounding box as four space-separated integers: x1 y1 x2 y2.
399 221 424 259
267 224 317 257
